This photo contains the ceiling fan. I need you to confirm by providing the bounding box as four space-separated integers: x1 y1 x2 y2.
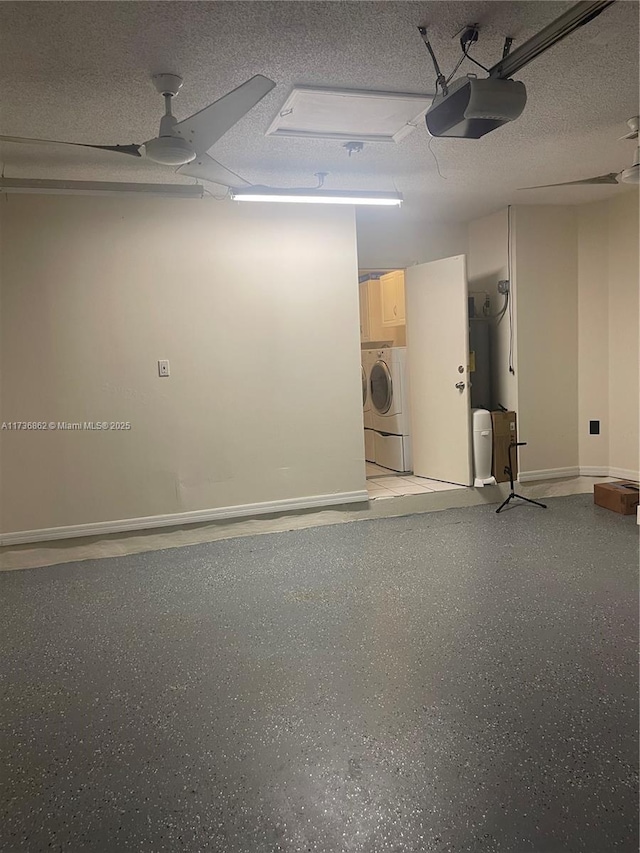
521 117 639 189
0 73 276 188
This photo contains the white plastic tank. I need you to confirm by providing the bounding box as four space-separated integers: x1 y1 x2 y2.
472 408 497 487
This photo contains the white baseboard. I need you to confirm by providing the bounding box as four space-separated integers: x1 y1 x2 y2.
521 465 640 484
0 489 369 547
518 467 580 483
609 467 640 482
579 466 610 477
579 466 639 481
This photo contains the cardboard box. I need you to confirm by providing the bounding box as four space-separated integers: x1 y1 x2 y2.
491 411 518 483
593 481 640 515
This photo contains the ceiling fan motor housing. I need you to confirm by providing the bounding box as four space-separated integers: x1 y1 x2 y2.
144 114 194 166
619 143 639 184
144 134 196 166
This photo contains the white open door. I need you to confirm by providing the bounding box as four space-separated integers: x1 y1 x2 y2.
405 255 472 486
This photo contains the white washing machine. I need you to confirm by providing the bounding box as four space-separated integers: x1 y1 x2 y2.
362 348 378 463
361 348 375 430
369 346 412 473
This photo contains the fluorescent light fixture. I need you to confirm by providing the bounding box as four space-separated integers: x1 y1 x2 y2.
231 188 403 206
0 178 204 198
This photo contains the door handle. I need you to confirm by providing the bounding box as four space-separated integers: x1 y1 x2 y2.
455 381 465 390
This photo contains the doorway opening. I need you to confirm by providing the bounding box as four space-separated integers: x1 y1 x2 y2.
358 257 503 501
359 266 467 500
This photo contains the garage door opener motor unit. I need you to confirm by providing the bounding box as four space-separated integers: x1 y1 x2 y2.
418 2 616 140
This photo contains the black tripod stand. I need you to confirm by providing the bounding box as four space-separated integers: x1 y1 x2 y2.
496 441 547 514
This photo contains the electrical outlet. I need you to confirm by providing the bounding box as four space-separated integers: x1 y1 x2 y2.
158 360 170 377
498 280 510 294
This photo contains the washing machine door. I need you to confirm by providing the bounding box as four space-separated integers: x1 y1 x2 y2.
361 365 368 407
370 360 393 414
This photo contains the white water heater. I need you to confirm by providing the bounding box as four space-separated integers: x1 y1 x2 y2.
472 408 497 487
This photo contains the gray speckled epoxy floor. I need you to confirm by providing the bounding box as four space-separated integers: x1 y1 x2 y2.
1 494 638 852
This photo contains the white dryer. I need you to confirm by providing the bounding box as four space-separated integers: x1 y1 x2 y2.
369 347 412 473
369 347 411 436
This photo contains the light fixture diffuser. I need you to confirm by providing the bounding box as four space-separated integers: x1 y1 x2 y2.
231 188 403 206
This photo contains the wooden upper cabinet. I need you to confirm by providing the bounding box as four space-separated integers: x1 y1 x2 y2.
380 270 406 326
358 281 370 341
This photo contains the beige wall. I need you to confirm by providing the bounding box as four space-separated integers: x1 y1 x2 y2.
467 208 517 414
468 197 639 481
577 192 639 479
0 195 365 537
468 205 581 478
577 201 611 470
513 206 580 476
606 191 639 477
356 210 467 269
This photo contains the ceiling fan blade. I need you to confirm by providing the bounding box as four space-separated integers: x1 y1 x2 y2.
174 74 276 156
178 153 250 188
519 172 620 189
0 135 142 157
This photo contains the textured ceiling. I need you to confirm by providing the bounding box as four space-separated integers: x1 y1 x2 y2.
1 1 638 222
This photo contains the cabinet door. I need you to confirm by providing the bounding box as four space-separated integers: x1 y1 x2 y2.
359 282 370 341
396 271 406 321
381 270 405 326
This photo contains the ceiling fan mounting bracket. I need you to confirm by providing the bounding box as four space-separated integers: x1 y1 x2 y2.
152 74 184 97
457 24 480 51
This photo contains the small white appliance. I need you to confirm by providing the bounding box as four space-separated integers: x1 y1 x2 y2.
472 408 496 487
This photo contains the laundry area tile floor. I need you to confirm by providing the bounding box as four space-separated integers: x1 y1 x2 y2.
365 462 465 498
1 493 638 852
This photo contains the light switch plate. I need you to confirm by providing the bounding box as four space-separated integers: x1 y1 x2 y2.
158 360 170 377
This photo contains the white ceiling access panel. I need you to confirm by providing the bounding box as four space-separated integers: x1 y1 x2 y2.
266 87 434 143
